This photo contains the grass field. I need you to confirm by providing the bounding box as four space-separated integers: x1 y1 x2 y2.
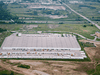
0 23 100 39
96 38 100 41
68 1 100 23
31 23 100 39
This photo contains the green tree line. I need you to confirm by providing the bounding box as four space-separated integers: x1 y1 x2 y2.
0 1 25 23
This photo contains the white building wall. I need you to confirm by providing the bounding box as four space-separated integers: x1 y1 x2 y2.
2 47 81 50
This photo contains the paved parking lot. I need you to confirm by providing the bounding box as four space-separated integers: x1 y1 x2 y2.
0 49 87 59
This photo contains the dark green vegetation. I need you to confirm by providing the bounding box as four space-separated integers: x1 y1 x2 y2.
0 2 17 20
0 1 24 24
0 70 19 75
76 63 100 75
96 38 100 41
0 58 90 62
80 42 96 47
94 64 100 75
0 28 7 32
17 64 30 69
0 66 22 75
76 62 100 75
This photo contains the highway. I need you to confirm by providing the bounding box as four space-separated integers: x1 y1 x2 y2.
58 1 100 29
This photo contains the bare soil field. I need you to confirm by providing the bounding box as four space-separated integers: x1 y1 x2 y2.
0 40 100 75
0 60 87 75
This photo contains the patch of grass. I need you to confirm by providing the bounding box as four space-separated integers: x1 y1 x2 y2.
43 62 51 65
66 70 69 72
73 69 78 71
96 38 100 41
6 61 21 66
0 70 22 75
76 35 91 61
80 42 96 47
17 64 30 69
86 69 95 74
0 70 14 75
1 59 7 62
86 64 100 75
33 24 100 39
93 64 100 75
74 63 95 74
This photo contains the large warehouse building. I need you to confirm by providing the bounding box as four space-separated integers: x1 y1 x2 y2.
1 33 81 50
0 33 87 59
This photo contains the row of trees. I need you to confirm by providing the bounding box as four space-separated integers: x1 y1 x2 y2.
17 64 30 69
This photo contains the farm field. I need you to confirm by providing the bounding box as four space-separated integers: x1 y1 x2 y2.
7 3 85 22
68 1 100 23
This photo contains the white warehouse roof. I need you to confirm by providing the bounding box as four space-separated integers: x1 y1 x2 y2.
1 34 81 50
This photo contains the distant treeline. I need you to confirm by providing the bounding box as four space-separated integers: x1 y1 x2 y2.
79 5 96 9
0 1 18 20
0 1 25 23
